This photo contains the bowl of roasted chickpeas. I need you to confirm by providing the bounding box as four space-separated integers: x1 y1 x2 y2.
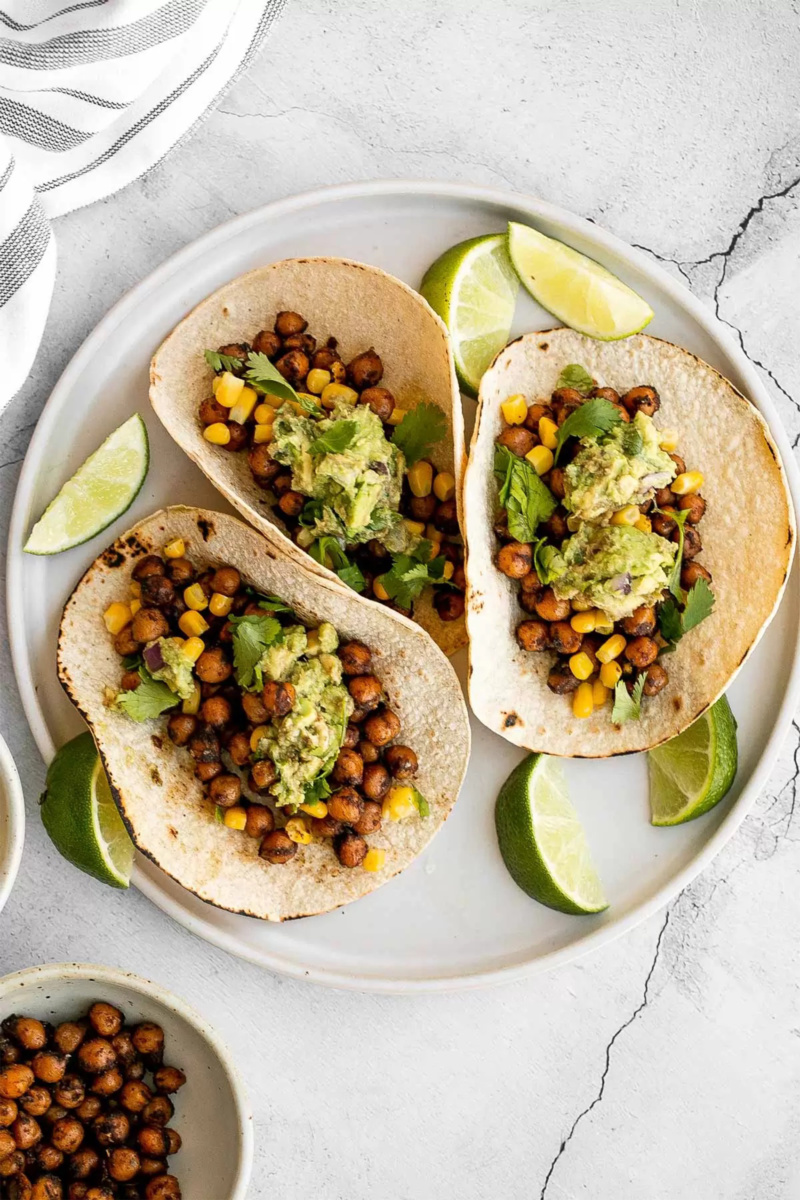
0 734 24 920
0 964 253 1200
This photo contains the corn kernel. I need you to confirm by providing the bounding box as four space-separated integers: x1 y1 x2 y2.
610 505 641 526
569 651 594 681
407 460 433 497
305 629 321 656
594 613 615 636
672 471 704 495
306 368 331 395
103 602 131 635
382 786 417 822
223 807 247 831
658 429 679 452
129 581 142 598
254 404 274 425
229 385 258 426
129 599 142 618
179 610 209 637
501 394 528 425
164 538 185 559
203 422 231 446
216 371 244 408
182 682 201 715
260 392 285 409
599 660 623 688
634 514 652 534
387 407 407 425
252 424 274 444
182 636 205 663
300 800 328 819
570 610 596 634
373 577 390 602
592 679 611 706
321 382 358 407
572 681 594 719
285 817 312 845
433 471 456 502
250 726 268 752
442 561 455 580
525 445 554 475
538 416 559 450
570 594 594 613
363 847 387 872
403 518 426 538
183 583 209 611
294 394 319 412
209 592 233 618
211 376 221 396
597 634 627 663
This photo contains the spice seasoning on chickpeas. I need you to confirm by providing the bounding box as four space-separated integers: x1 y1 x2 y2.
491 363 715 723
196 311 465 628
0 1004 185 1198
104 542 431 872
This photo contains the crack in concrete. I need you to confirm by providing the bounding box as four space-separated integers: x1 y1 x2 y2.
763 720 800 834
539 911 671 1199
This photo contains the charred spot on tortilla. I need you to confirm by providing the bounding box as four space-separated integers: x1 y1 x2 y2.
169 826 178 839
672 697 682 711
101 548 125 568
197 517 213 541
539 342 549 351
150 767 163 786
503 712 520 728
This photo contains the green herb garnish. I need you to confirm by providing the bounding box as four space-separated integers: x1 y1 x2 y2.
666 508 689 598
411 787 430 818
553 397 623 464
303 776 333 806
533 538 566 585
391 403 447 466
612 675 646 724
243 351 320 411
494 445 557 541
310 419 358 456
309 538 366 594
204 349 247 375
228 614 282 690
257 595 294 614
116 669 180 722
657 579 715 646
214 805 225 824
620 424 644 458
555 364 595 396
379 543 450 610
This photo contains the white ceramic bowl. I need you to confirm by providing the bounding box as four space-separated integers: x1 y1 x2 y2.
0 733 24 917
0 963 253 1198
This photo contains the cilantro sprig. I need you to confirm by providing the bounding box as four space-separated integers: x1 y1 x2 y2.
612 675 646 724
533 538 566 585
204 349 247 375
309 538 365 593
228 613 282 690
310 420 358 456
116 669 180 722
243 352 322 414
494 445 557 542
378 541 451 610
555 364 595 396
658 579 715 647
391 403 447 466
553 397 623 464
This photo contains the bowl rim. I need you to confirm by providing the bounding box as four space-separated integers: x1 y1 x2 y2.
0 733 25 917
0 961 254 1198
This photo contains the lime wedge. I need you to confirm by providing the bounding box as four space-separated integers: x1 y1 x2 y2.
495 754 608 915
507 222 654 340
420 233 519 396
25 414 149 554
648 697 738 826
41 732 134 888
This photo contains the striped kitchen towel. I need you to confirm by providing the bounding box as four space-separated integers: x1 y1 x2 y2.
0 0 286 412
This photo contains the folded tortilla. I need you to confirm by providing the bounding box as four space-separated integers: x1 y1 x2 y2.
149 257 466 655
58 507 471 920
464 329 795 756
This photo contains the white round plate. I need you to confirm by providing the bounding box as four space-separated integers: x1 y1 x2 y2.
0 732 24 917
8 181 800 992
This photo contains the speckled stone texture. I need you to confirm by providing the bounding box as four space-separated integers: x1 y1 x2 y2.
2 2 800 1196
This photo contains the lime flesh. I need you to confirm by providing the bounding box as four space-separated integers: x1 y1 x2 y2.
507 221 654 340
495 754 608 915
41 732 134 888
25 413 149 554
648 696 738 826
420 233 519 396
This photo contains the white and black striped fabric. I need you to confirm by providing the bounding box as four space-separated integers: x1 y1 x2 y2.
0 0 286 410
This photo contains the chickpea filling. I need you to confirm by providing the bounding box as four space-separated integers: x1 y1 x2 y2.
0 1002 184 1200
198 312 465 624
105 546 430 871
493 370 714 721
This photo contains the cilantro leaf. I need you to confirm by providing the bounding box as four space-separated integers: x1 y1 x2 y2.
228 614 281 689
379 546 450 610
612 675 646 724
411 787 430 818
116 669 180 722
309 538 365 594
298 499 324 528
657 597 683 643
257 595 294 614
666 508 689 598
337 563 366 593
391 403 447 466
310 420 358 456
681 578 715 633
204 349 247 375
555 364 595 396
121 653 143 671
554 397 623 463
214 805 225 824
620 424 643 458
533 538 566 585
303 776 332 806
494 445 557 541
243 351 316 409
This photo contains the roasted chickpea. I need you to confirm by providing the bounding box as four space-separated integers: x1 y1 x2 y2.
271 473 293 499
220 421 247 453
680 526 702 560
141 1095 173 1127
207 775 240 809
108 1147 141 1183
199 396 229 426
137 1125 168 1158
140 573 175 607
274 311 308 337
93 1111 130 1147
347 675 382 711
352 801 382 836
433 498 460 535
31 1176 65 1200
50 1118 83 1154
90 1067 123 1097
524 401 554 430
195 647 232 684
357 386 394 421
52 1076 84 1111
153 1067 185 1095
241 691 269 724
497 541 532 579
516 620 551 652
0 1149 24 1176
261 680 296 717
433 590 465 622
0 1034 21 1066
496 427 535 457
120 670 140 692
651 510 677 538
551 386 586 412
165 1127 182 1155
248 444 281 483
11 1112 42 1149
621 385 660 417
200 695 231 729
0 1067 33 1100
549 621 582 654
188 726 220 763
332 748 364 787
669 453 686 476
3 1019 46 1053
309 815 343 839
209 565 240 596
334 830 368 868
75 1097 102 1123
678 493 706 524
227 731 252 767
34 1144 64 1174
19 1086 51 1117
248 760 278 792
165 712 196 748
275 349 310 387
363 708 401 746
543 508 569 543
547 667 580 694
327 788 363 825
166 558 195 587
132 555 165 581
347 348 383 390
643 663 669 695
624 637 659 669
51 1023 85 1057
138 1159 167 1179
119 1080 152 1113
339 642 372 675
110 1031 136 1070
362 763 390 801
0 1098 18 1127
408 493 437 523
621 605 657 637
195 760 222 784
132 1024 164 1064
534 588 571 622
358 739 380 765
0 1129 13 1157
132 608 169 644
244 805 274 840
383 745 418 779
145 1177 182 1200
85 1188 115 1200
252 329 282 358
85 1003 122 1039
70 1147 101 1180
545 466 566 499
285 333 317 355
681 561 712 589
654 486 675 508
259 831 297 865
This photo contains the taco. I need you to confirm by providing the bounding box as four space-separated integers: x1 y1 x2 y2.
463 329 794 756
149 257 466 655
57 507 470 920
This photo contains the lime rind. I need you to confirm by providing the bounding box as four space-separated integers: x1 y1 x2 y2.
648 697 738 826
24 413 149 555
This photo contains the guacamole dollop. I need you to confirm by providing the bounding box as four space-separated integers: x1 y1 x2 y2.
271 400 406 545
564 413 676 524
149 637 195 700
553 524 677 621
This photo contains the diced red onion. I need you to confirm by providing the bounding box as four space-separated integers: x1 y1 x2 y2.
609 572 632 594
143 642 164 672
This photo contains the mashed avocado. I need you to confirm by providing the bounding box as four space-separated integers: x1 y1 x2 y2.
256 649 354 810
565 413 676 523
271 400 405 545
149 637 195 700
259 625 308 682
553 525 677 621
